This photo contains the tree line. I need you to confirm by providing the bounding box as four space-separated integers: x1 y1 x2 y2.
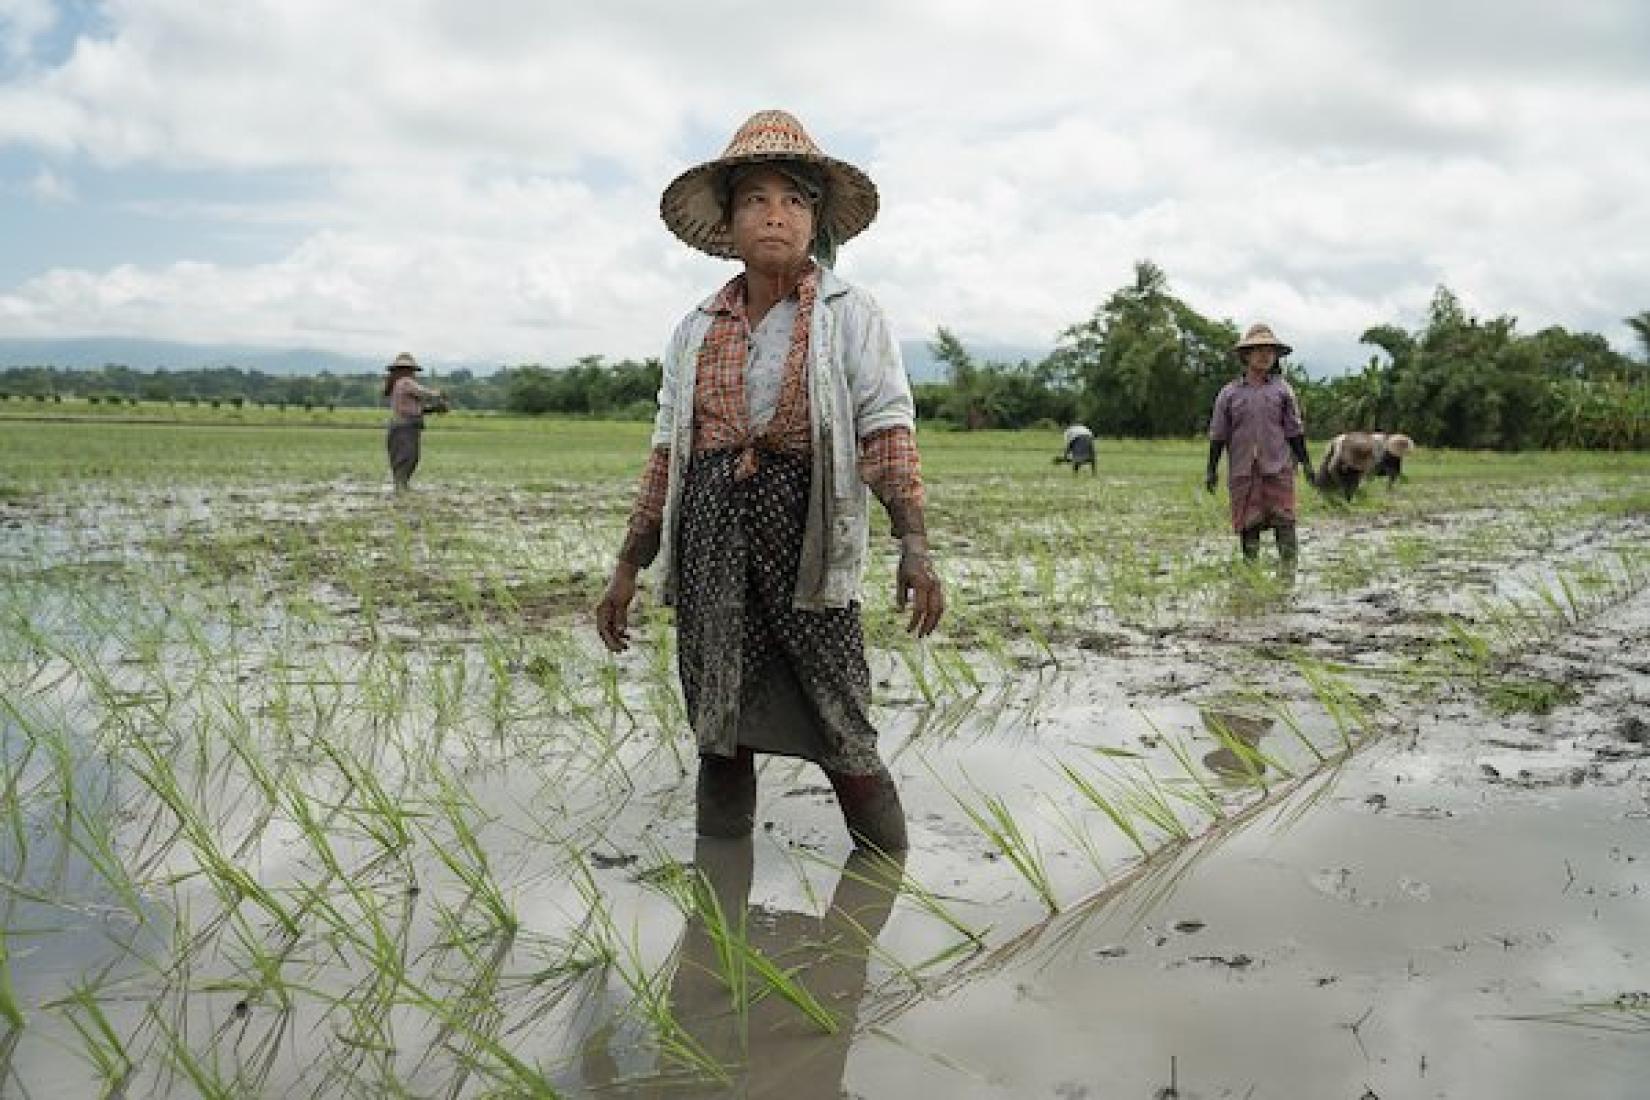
3 264 1644 448
0 358 663 419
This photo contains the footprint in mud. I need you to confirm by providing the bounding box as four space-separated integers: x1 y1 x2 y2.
1398 875 1433 901
1309 866 1380 908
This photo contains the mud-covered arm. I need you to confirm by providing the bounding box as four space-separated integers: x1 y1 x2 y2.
859 426 927 542
1287 435 1311 469
1206 439 1226 480
618 446 669 568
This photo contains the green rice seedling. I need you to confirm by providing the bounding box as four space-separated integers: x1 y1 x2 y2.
1387 533 1431 573
973 618 1020 678
1527 575 1571 625
1484 676 1580 716
409 931 517 1096
1118 765 1193 843
1049 803 1115 887
53 979 135 1097
891 636 937 706
1059 759 1151 859
425 768 519 935
800 845 988 950
429 648 470 731
945 776 1059 912
0 743 27 879
1200 713 1289 785
1236 685 1328 763
1141 717 1225 813
782 845 974 982
738 937 840 1033
1293 655 1381 750
610 925 730 1084
64 793 148 920
199 908 320 1016
665 853 842 1031
0 922 24 1030
152 1005 239 1100
125 733 301 938
395 972 565 1098
936 643 984 695
313 739 419 863
651 860 750 1024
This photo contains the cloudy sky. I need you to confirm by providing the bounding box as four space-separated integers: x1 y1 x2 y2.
1 0 1646 373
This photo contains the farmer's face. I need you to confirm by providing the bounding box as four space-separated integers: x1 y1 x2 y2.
1243 346 1278 373
728 168 815 276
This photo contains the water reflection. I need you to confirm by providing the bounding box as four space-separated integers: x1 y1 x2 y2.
1199 708 1274 782
641 838 903 1098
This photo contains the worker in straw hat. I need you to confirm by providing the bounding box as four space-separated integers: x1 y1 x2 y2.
594 110 943 852
382 352 447 492
1205 323 1312 564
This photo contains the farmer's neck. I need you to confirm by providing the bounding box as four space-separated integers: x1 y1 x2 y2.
744 259 810 327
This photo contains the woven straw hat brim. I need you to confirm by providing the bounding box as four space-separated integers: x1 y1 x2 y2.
1233 340 1293 357
1233 331 1293 357
660 151 879 259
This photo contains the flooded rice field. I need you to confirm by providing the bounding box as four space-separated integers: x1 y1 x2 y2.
1 420 1646 1097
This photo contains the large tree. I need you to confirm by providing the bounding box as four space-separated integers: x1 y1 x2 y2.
1626 310 1650 362
1051 260 1238 437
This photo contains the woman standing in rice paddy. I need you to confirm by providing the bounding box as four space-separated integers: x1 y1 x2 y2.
594 110 944 852
383 352 446 492
1205 323 1312 564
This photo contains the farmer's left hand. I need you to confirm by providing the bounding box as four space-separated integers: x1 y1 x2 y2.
896 546 944 638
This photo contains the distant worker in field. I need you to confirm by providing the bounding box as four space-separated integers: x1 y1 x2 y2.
1204 324 1312 564
593 110 943 853
1057 423 1097 474
1316 430 1416 500
383 352 447 492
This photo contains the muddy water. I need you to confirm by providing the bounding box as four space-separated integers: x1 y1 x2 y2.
851 747 1647 1097
5 478 1648 1097
576 588 1650 1097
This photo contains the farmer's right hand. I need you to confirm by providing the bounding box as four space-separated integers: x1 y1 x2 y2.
595 565 639 653
1204 471 1218 494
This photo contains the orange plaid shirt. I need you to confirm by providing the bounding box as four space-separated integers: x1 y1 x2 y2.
629 268 923 535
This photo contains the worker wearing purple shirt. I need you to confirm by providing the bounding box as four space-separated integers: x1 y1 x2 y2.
1205 324 1312 563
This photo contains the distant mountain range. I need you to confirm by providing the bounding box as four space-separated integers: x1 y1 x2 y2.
0 337 387 375
0 336 1051 382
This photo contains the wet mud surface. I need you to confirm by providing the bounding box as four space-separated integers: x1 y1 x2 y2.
2 471 1648 1097
849 591 1650 1098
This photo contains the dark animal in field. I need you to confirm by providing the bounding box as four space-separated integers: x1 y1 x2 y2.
1316 432 1414 500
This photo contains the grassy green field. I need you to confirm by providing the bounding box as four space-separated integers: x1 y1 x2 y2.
2 414 1647 1095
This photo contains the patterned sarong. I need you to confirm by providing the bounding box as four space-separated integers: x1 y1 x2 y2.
1228 470 1296 533
675 449 884 775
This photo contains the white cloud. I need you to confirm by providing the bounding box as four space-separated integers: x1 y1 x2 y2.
1 1 1647 368
26 163 73 202
0 0 55 62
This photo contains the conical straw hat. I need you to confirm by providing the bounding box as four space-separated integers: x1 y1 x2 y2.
660 110 879 259
1232 323 1293 358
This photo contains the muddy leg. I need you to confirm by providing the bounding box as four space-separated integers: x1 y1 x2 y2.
826 766 908 853
1240 526 1262 561
1274 522 1299 563
696 748 756 838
